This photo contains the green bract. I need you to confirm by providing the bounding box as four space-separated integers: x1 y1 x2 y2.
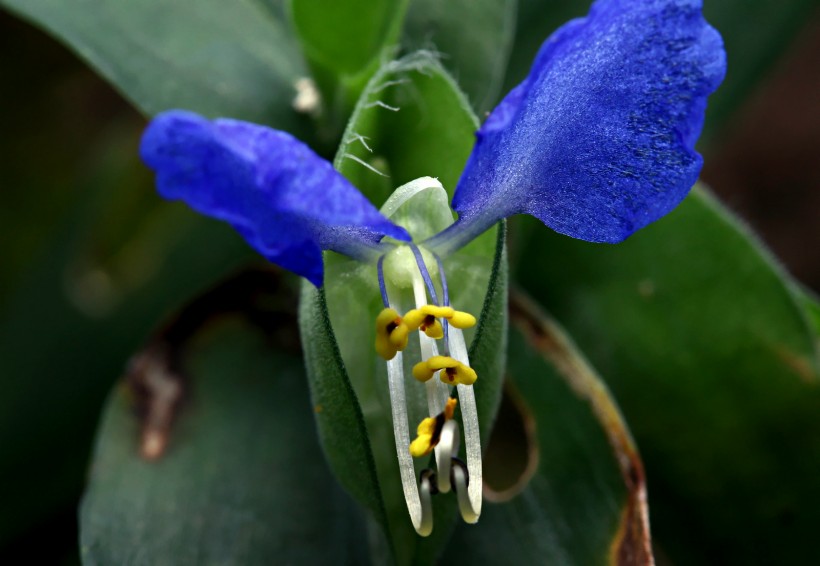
299 54 507 561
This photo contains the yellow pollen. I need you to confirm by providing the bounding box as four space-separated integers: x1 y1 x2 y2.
412 355 477 386
448 310 476 329
403 304 476 339
409 417 438 457
375 308 409 360
443 397 457 419
409 398 459 457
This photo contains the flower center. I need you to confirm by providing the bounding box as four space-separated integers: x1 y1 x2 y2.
373 240 482 536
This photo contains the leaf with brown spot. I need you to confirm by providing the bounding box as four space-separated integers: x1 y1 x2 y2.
517 185 820 564
442 290 652 566
80 268 366 564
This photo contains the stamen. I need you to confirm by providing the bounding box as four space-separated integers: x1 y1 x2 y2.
409 401 458 499
386 352 430 536
404 305 451 339
377 254 390 308
403 304 475 338
434 253 450 307
411 270 449 417
408 400 478 522
377 241 482 534
409 416 440 457
417 470 435 537
412 356 477 386
448 311 477 329
409 398 458 457
435 417 457 494
447 327 483 521
375 308 409 360
409 243 439 305
409 264 453 495
453 459 479 523
434 253 451 354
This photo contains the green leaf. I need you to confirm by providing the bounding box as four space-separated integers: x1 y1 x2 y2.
0 124 253 547
334 51 480 204
0 0 308 131
289 0 406 76
403 0 517 114
796 287 820 339
299 54 508 564
502 0 817 138
81 310 366 563
516 186 820 564
444 290 652 564
286 0 409 142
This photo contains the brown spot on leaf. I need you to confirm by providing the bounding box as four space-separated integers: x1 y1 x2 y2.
127 345 183 461
125 265 298 461
510 289 654 566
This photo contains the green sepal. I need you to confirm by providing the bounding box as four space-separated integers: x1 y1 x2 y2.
298 53 508 564
403 0 516 114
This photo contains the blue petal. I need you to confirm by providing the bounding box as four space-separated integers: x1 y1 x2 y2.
140 110 409 286
452 0 726 243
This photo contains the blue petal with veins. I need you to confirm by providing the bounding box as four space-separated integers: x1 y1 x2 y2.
451 0 726 244
140 110 409 286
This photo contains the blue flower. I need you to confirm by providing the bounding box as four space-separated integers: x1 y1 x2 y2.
140 0 724 537
141 112 410 287
430 0 726 253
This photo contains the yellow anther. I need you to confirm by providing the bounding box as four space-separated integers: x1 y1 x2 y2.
412 360 436 382
404 305 451 339
412 355 477 386
443 397 457 419
448 310 476 329
404 305 476 339
409 398 459 457
409 417 438 457
389 323 409 347
440 361 477 386
375 308 409 360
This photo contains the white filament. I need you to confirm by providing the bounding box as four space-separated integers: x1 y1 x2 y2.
386 352 427 534
435 420 458 494
453 463 478 523
411 274 450 416
385 244 481 534
449 327 482 522
411 265 453 500
417 472 434 537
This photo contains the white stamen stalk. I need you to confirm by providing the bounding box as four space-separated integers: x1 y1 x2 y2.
435 420 458 494
411 273 450 417
411 265 452 495
453 463 477 523
418 471 435 536
386 352 430 535
448 327 482 522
